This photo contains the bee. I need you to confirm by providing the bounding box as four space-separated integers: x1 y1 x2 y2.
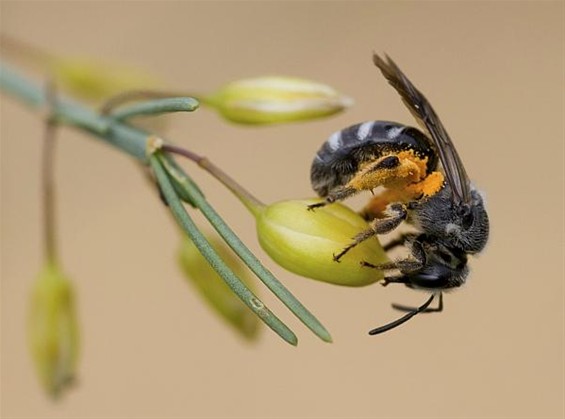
309 54 490 335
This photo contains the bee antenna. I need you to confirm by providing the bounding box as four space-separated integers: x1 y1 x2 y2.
368 293 436 335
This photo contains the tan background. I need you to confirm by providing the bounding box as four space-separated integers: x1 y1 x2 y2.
1 2 563 418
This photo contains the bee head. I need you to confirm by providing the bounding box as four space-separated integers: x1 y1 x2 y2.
416 186 489 254
444 189 489 253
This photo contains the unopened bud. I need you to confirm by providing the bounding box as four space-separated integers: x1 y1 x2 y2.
256 199 388 286
51 57 159 102
28 262 79 398
178 236 261 341
205 76 353 125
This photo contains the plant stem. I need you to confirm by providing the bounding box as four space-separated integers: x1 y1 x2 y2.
42 80 58 265
162 144 265 218
0 63 149 161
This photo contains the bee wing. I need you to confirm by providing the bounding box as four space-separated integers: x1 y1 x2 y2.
373 53 471 205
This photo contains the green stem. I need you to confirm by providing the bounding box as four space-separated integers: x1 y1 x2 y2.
162 144 265 218
149 154 298 346
0 62 149 161
42 81 58 265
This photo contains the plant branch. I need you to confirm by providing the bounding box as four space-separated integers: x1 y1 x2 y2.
1 61 332 343
42 80 58 264
1 62 148 161
162 144 265 217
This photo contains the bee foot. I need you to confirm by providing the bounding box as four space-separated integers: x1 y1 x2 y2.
307 202 325 211
360 260 377 269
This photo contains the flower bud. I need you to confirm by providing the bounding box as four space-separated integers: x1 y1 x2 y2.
178 236 261 341
28 262 79 398
51 57 159 102
204 76 353 125
256 199 388 286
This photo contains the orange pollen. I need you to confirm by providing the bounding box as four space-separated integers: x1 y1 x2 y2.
405 171 445 197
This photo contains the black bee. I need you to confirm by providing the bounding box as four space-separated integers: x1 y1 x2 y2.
309 54 489 335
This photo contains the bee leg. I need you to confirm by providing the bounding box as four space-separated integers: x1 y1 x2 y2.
309 155 405 211
333 203 407 261
307 185 357 210
361 240 426 284
389 243 448 312
360 259 424 278
383 233 418 251
383 237 405 251
373 203 408 234
381 274 414 287
360 260 402 271
391 292 443 313
373 155 401 169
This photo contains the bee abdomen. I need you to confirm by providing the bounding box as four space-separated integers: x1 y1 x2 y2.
311 121 437 196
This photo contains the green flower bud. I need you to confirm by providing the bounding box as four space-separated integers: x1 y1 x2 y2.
204 76 353 125
256 199 388 287
28 262 79 399
51 57 159 102
178 235 261 341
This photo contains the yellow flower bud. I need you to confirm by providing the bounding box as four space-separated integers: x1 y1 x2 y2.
28 262 79 398
256 199 388 286
205 76 353 125
51 57 159 102
178 236 261 341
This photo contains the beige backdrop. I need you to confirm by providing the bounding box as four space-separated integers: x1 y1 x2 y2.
1 2 563 418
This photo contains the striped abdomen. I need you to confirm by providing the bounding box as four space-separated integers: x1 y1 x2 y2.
310 121 438 196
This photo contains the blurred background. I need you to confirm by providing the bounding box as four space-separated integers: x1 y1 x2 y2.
1 2 563 418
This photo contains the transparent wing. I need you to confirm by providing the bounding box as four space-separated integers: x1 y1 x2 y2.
373 53 471 204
